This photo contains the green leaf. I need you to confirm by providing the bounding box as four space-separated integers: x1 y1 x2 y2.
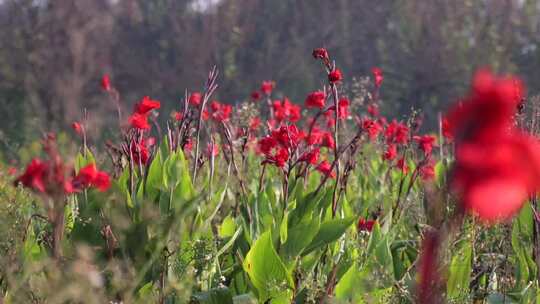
281 216 320 260
446 239 472 299
191 288 234 304
145 149 163 200
243 231 293 302
302 217 355 255
219 215 237 238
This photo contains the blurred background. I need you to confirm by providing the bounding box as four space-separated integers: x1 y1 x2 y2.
1 0 540 159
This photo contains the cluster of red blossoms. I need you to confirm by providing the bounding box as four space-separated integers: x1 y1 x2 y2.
15 137 110 195
447 69 540 223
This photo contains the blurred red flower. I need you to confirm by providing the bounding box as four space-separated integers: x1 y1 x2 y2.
189 92 202 106
261 81 274 95
134 96 161 115
101 74 111 91
15 158 48 193
371 67 384 87
128 113 150 130
414 135 437 157
328 69 343 84
312 48 329 60
305 91 326 109
316 160 336 178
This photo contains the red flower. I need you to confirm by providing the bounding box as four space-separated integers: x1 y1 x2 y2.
299 148 320 165
446 69 524 142
396 157 409 174
274 98 301 122
367 104 379 117
357 218 375 232
338 98 350 119
312 48 329 60
258 136 278 155
101 74 111 91
93 172 111 192
15 158 48 193
251 91 261 101
452 134 540 223
305 91 326 109
130 139 150 165
362 118 382 141
183 139 194 154
383 144 397 161
306 127 324 146
271 124 304 148
134 96 161 115
261 81 274 95
72 164 110 192
316 160 336 178
189 92 202 106
174 111 183 121
414 135 437 157
442 118 453 141
371 67 384 87
322 132 335 149
72 122 83 135
385 120 409 144
328 69 343 84
250 117 261 131
210 101 233 122
206 143 219 157
7 167 17 176
73 164 98 188
420 162 436 181
128 113 151 130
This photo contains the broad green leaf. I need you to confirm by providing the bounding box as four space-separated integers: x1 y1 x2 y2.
302 217 355 255
219 215 237 238
191 288 234 304
446 239 472 299
243 231 293 302
281 216 320 260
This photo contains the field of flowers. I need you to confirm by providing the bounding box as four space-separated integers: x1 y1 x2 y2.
2 48 540 303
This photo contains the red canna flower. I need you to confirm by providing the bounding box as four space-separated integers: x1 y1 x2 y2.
371 67 384 88
206 142 219 157
72 122 83 135
183 138 194 154
383 144 397 161
15 158 48 193
101 74 111 91
362 118 382 141
271 124 304 148
261 81 274 95
258 136 278 155
312 48 329 60
209 101 232 122
135 96 161 114
128 113 151 130
357 218 376 232
322 132 335 149
442 118 453 141
306 127 324 146
305 91 326 109
367 104 379 117
72 164 110 192
130 139 150 165
7 167 17 176
189 92 202 106
396 157 409 174
93 171 111 192
250 117 261 131
385 120 409 144
338 97 350 119
446 69 524 142
316 160 336 178
251 91 261 101
174 111 183 121
328 69 343 84
299 148 320 165
420 162 436 181
452 134 540 223
414 135 437 157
